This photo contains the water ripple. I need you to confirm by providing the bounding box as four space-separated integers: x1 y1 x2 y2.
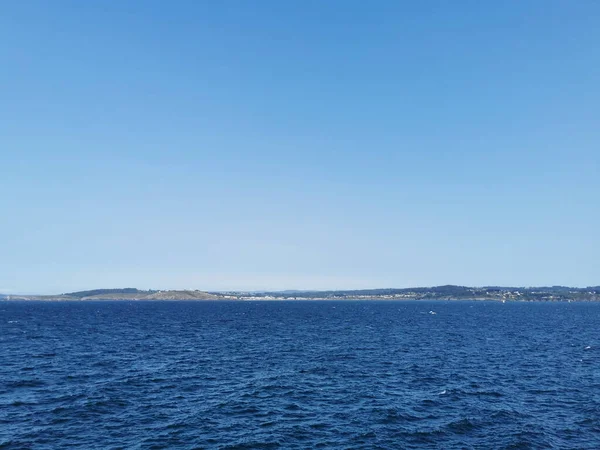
1 300 600 448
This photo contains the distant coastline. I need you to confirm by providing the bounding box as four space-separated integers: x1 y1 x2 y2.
2 285 599 302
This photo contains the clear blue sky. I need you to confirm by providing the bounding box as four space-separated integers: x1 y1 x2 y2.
1 1 599 293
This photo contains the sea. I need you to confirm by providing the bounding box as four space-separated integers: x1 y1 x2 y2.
1 300 599 449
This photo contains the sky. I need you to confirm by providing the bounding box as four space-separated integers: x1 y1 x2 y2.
1 1 599 294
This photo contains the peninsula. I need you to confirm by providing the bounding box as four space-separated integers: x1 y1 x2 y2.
2 285 599 302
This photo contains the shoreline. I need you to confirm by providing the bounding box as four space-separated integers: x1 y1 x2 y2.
2 297 598 303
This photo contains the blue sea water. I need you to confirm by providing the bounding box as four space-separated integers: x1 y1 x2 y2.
1 300 599 449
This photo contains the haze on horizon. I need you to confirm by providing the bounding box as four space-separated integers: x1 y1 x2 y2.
1 1 599 295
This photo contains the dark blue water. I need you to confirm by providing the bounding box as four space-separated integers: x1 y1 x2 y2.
1 301 599 449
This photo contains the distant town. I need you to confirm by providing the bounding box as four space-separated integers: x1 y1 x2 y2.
2 285 599 302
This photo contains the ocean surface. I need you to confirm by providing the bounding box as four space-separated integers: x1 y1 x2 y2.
1 300 599 449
